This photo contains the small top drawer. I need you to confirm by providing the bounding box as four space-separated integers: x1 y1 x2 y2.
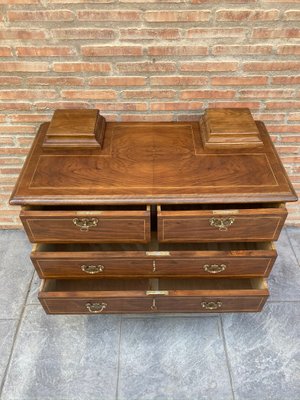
157 203 287 242
21 205 150 243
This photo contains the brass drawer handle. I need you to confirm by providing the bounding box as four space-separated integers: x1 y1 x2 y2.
203 264 227 274
151 299 157 311
209 217 235 231
81 264 104 274
73 218 98 232
201 301 222 310
86 302 107 313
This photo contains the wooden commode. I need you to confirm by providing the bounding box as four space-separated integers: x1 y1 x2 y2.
10 108 297 314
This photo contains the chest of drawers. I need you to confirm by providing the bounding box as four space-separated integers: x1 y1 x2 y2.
10 108 297 314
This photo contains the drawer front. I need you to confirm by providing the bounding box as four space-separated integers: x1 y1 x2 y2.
158 206 287 242
153 296 267 313
39 278 269 314
40 295 267 314
155 256 275 278
31 244 277 278
40 297 153 314
21 208 150 243
33 258 154 279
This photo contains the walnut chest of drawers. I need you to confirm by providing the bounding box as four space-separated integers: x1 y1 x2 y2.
10 108 297 314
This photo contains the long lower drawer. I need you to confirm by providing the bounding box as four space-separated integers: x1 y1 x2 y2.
39 278 269 314
31 241 277 279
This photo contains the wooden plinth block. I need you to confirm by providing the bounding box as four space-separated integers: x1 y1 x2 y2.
200 108 263 149
43 109 106 148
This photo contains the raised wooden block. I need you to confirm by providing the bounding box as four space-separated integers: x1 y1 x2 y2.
200 108 263 149
43 109 106 148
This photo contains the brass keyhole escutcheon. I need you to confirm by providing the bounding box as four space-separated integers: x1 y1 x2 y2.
81 264 104 274
86 302 107 313
201 301 222 310
73 218 98 232
203 264 227 274
209 217 235 231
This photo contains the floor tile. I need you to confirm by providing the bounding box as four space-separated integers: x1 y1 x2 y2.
0 320 18 388
268 229 300 301
118 316 233 400
1 306 121 400
222 302 300 400
287 226 300 266
26 271 40 305
0 230 33 318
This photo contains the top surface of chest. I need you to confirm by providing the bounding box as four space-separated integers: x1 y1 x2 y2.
10 120 297 205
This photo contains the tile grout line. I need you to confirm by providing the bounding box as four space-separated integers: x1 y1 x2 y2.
219 315 236 400
285 227 300 268
115 315 123 400
0 271 35 398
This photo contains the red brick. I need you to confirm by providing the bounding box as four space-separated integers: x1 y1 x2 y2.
88 77 146 86
211 76 268 86
277 45 300 55
95 103 148 111
117 62 176 73
0 47 12 57
148 46 208 56
0 62 48 72
181 90 235 100
180 62 238 72
53 62 111 73
82 46 142 57
78 10 141 21
187 28 245 38
272 76 300 85
35 101 90 110
0 137 14 145
266 102 300 110
216 9 279 21
144 11 211 22
0 103 31 111
288 113 300 121
122 90 176 99
0 77 22 85
120 29 179 40
27 77 84 86
243 62 300 71
0 90 56 100
208 102 260 109
150 76 208 86
0 125 35 133
240 89 294 98
0 29 46 40
252 28 300 39
151 102 203 111
0 0 40 3
212 45 272 55
120 114 173 122
284 10 300 20
253 113 285 122
8 10 74 21
61 90 116 100
53 29 115 40
10 114 50 123
16 46 76 57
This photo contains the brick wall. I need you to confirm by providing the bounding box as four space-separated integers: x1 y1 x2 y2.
0 0 299 228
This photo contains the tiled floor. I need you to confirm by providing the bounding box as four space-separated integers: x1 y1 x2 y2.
0 228 299 400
